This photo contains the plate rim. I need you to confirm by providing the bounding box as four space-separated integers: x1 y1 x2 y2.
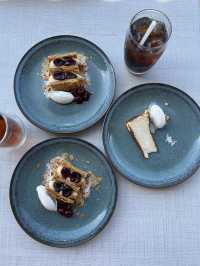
9 137 118 247
102 82 200 188
14 35 116 133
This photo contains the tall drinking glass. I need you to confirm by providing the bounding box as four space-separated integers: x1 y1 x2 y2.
124 9 172 75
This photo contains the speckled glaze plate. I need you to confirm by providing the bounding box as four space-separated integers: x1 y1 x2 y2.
103 83 200 188
14 35 116 133
10 138 117 247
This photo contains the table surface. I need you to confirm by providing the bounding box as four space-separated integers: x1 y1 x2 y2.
1 1 200 266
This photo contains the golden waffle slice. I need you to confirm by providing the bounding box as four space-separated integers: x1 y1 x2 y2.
48 52 78 61
47 52 87 75
46 73 87 91
46 188 74 204
49 65 80 76
57 160 89 178
45 159 89 205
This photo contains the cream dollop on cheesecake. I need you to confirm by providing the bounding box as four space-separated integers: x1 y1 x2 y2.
148 104 166 129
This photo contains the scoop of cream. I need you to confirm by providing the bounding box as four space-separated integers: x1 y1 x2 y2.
45 91 74 104
36 185 57 211
148 104 166 129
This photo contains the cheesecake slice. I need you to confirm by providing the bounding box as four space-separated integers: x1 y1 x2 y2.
126 111 157 159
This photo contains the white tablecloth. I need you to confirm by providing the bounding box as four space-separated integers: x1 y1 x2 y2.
1 0 200 265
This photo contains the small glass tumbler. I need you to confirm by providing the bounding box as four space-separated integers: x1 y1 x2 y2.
124 9 172 75
0 113 27 148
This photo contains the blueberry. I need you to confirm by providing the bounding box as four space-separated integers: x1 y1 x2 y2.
57 201 73 210
53 71 65 80
70 88 79 97
63 58 76 66
74 96 83 104
57 201 74 218
53 182 64 192
53 58 65 67
70 172 81 183
64 72 77 80
57 207 64 215
64 209 74 217
64 203 73 211
62 185 73 197
61 167 71 178
58 208 73 218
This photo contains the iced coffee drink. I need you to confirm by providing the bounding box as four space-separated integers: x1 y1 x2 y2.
124 10 172 75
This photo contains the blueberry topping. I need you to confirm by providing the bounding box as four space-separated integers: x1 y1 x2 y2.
63 58 76 66
53 57 76 67
62 185 73 197
64 203 73 211
70 172 81 183
53 71 66 80
65 72 77 79
74 96 83 104
76 87 85 96
64 209 74 217
58 208 73 217
61 167 71 178
53 181 64 192
53 71 77 81
70 88 79 97
72 88 91 104
53 58 65 67
57 202 74 218
57 201 73 210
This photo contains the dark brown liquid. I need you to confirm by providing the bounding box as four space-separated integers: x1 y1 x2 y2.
0 116 6 141
124 17 168 74
0 115 22 147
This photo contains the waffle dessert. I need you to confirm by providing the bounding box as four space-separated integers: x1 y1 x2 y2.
46 72 87 91
46 52 87 78
41 52 91 104
42 154 101 217
126 111 157 159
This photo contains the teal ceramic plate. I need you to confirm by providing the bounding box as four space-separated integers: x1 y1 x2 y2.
14 36 116 133
10 138 117 247
103 83 200 188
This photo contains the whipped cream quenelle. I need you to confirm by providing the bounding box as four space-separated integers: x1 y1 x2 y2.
36 185 57 212
45 91 75 104
148 104 167 129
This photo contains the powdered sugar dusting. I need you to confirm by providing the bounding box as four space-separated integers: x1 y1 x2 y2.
165 133 177 147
